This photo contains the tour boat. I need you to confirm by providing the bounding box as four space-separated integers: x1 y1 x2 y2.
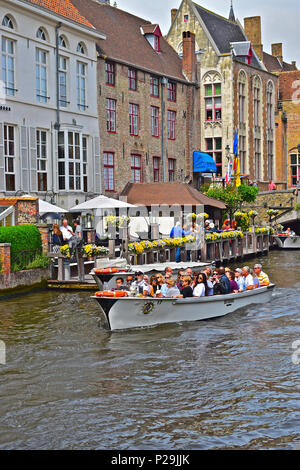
275 235 300 250
92 284 275 331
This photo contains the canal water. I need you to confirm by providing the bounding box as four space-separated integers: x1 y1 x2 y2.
0 251 299 450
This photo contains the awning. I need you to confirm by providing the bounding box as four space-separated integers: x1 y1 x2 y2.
193 152 217 173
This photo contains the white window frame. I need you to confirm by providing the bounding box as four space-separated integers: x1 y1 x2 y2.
58 56 68 108
76 61 87 111
4 124 16 191
1 36 16 96
58 130 84 192
37 129 47 192
36 48 48 103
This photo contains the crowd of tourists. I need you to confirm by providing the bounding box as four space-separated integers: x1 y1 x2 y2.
113 264 270 299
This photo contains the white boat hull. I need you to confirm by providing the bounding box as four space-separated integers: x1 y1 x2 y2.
275 236 300 249
92 285 275 331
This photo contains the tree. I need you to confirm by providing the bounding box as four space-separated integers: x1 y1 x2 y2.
204 183 259 223
237 184 259 203
205 185 242 222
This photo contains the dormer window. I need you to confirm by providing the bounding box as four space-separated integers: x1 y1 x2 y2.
141 24 162 53
231 41 253 65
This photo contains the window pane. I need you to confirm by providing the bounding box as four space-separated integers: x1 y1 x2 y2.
206 139 213 151
205 85 212 96
291 154 297 165
215 138 222 150
214 83 221 95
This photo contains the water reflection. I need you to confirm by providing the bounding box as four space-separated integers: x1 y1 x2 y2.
0 251 299 449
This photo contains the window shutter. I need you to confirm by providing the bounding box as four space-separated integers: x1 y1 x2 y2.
93 136 101 194
21 126 29 193
0 123 5 192
29 127 37 192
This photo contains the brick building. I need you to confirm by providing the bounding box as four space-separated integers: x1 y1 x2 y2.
167 1 278 189
71 0 201 196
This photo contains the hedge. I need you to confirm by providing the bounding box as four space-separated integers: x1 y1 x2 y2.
0 225 42 260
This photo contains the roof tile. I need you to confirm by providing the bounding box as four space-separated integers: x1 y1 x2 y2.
263 51 297 73
192 2 263 69
29 0 93 28
70 0 187 81
121 182 226 209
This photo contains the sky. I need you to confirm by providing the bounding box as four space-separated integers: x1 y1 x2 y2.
113 0 300 66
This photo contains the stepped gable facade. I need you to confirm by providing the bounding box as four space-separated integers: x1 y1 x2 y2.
167 0 278 190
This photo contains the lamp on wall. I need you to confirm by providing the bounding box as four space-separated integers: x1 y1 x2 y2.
225 144 231 164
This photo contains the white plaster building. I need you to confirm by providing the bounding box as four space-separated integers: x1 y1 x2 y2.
0 0 106 209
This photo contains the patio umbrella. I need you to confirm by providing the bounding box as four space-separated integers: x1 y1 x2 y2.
39 199 68 215
70 195 136 215
21 195 67 215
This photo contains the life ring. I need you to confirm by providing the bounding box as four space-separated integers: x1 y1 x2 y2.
94 268 128 275
95 291 128 298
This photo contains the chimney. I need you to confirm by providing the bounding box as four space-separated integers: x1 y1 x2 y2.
292 60 297 68
182 31 196 81
244 16 263 61
272 43 283 64
171 8 178 24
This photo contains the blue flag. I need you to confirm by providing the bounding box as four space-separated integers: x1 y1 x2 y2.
233 128 238 156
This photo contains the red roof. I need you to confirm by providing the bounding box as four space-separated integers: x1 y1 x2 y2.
121 183 226 209
29 0 93 28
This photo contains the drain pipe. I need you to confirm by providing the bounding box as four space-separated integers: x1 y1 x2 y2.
55 22 62 131
161 77 168 182
282 111 288 189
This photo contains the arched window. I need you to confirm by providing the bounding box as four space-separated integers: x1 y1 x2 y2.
253 76 262 181
267 81 275 180
36 27 47 41
77 42 85 54
203 71 222 122
267 81 274 130
253 76 262 127
2 15 14 29
238 70 247 124
59 35 67 48
238 70 248 174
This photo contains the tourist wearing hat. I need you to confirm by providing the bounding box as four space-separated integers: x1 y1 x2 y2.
131 271 146 294
235 268 246 292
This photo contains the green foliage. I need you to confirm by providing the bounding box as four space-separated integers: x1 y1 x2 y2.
237 184 259 203
26 254 50 270
199 182 211 194
296 203 300 212
204 183 259 219
0 225 42 261
205 184 242 218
